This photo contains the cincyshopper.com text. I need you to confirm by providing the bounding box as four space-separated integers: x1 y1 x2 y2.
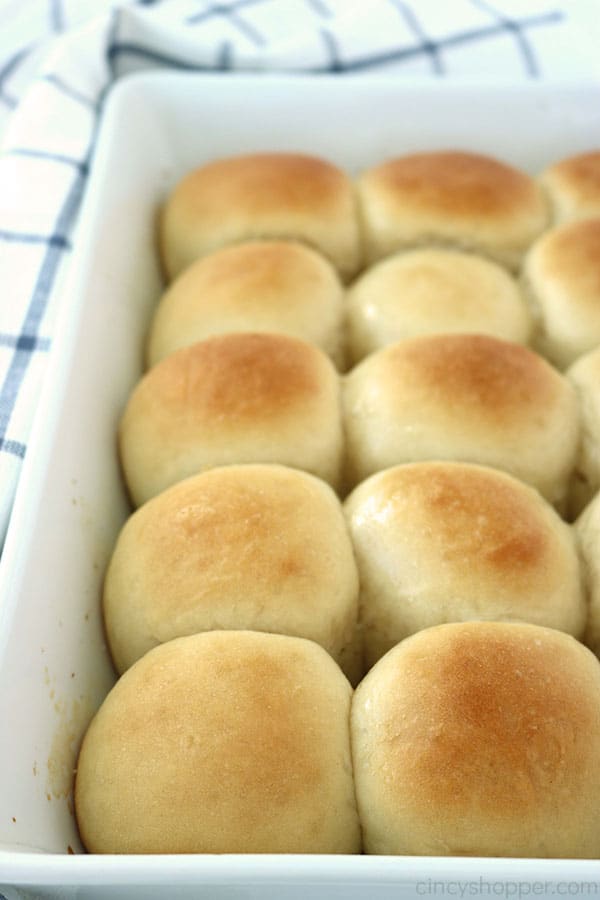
416 879 600 898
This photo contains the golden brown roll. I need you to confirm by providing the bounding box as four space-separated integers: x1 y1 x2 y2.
160 153 361 282
146 240 346 369
357 151 548 270
351 621 600 857
346 247 532 365
104 464 360 679
523 218 600 369
119 332 344 506
75 630 361 854
567 346 600 517
540 150 600 223
575 489 600 657
342 333 579 507
344 462 585 669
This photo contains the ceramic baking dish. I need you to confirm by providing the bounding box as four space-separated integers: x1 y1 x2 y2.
1 72 600 899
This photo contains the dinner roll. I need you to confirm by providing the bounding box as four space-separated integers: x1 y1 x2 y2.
575 490 600 657
146 240 345 369
119 332 343 506
346 248 531 365
342 333 579 508
352 621 600 857
540 150 600 223
523 218 600 369
567 346 600 517
344 462 585 668
160 153 361 281
357 151 548 270
104 465 360 679
75 631 360 854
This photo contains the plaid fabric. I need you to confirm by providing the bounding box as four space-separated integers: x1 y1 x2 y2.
0 0 598 548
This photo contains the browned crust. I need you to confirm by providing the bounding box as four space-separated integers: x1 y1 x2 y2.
383 334 561 420
530 218 600 301
362 151 542 219
169 153 352 220
543 151 600 204
361 623 600 819
127 332 328 426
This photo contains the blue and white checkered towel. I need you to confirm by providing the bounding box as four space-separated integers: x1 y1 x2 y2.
0 0 598 548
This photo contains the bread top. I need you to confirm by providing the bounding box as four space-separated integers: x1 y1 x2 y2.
357 151 548 265
362 151 538 218
147 240 344 368
347 333 569 434
527 217 600 299
124 332 337 431
524 218 600 368
104 465 359 673
353 621 600 825
75 630 359 854
160 153 360 280
575 488 600 657
119 331 344 505
567 345 600 487
540 150 600 222
343 333 579 503
171 152 350 218
568 342 600 399
344 461 582 611
346 248 531 362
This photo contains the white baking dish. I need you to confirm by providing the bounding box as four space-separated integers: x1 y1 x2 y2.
1 72 600 899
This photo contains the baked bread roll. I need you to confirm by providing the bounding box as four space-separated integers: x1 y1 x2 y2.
523 218 600 369
352 621 600 857
540 150 600 223
357 151 548 270
575 490 600 657
344 462 585 668
342 333 579 507
147 240 345 369
104 464 360 680
75 630 360 854
567 346 600 517
346 247 531 365
160 153 361 282
119 332 344 506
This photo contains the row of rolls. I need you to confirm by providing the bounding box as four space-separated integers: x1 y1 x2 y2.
75 148 600 858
